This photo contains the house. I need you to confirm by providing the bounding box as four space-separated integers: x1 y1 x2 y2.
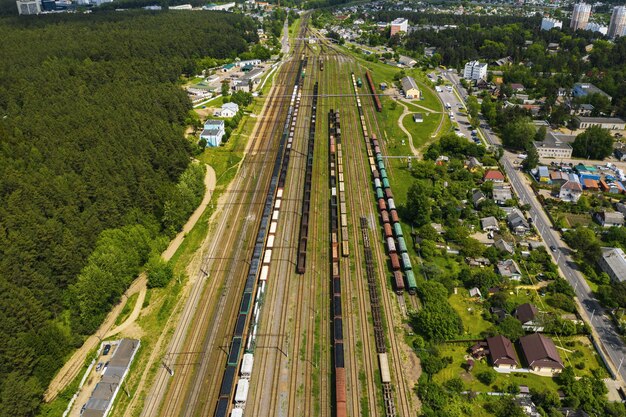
571 103 594 116
466 157 483 171
583 178 599 191
594 210 625 227
398 55 417 67
413 113 424 123
507 209 530 235
400 76 420 99
469 287 482 298
481 216 500 232
494 238 514 254
466 257 491 267
599 247 626 283
222 63 236 72
510 83 525 92
497 259 523 280
519 333 564 373
484 170 505 183
492 185 513 205
472 190 487 208
559 181 583 203
572 83 612 101
577 117 626 130
219 102 239 118
550 171 569 185
200 119 226 147
486 335 519 369
515 303 543 331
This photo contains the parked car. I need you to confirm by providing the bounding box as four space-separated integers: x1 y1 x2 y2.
550 245 557 252
103 344 111 355
96 362 103 372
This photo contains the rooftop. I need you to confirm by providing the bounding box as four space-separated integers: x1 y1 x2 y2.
578 116 625 124
515 303 538 324
601 247 626 282
400 76 419 91
519 333 564 370
486 335 519 367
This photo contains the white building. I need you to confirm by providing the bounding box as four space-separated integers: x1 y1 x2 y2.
204 2 235 10
578 117 626 130
219 102 239 118
16 0 41 14
541 17 563 31
170 3 193 9
463 61 488 81
390 18 408 36
570 3 591 31
200 119 226 147
586 22 608 35
608 6 626 39
400 76 420 99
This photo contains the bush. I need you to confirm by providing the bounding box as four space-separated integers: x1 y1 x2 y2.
477 369 497 385
147 257 174 289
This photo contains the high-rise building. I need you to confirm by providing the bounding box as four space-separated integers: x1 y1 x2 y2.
541 17 563 31
570 3 591 31
463 61 488 81
390 18 408 36
16 0 41 14
608 6 626 39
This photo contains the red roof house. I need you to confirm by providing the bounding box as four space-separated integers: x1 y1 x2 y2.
484 170 505 183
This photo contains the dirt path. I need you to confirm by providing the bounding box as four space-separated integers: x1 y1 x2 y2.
395 100 419 157
44 163 216 403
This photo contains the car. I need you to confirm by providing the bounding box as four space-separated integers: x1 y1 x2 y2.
550 245 557 252
103 344 111 355
96 362 103 372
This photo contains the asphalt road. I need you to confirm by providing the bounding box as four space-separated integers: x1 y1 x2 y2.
443 72 626 383
431 71 475 141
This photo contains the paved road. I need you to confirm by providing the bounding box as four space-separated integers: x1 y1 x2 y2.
442 72 626 384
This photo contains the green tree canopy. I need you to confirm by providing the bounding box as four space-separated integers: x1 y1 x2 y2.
572 126 614 160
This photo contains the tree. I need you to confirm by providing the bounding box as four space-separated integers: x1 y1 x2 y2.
405 182 432 226
147 257 174 288
496 316 525 341
221 81 230 97
501 118 535 150
572 126 614 160
477 369 497 385
534 126 547 142
466 96 480 120
412 302 463 342
522 145 539 170
0 373 43 417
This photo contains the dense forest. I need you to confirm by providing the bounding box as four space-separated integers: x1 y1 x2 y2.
0 11 257 416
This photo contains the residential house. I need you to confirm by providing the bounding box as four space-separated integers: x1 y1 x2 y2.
571 103 594 116
594 210 625 227
510 83 525 92
400 76 420 99
599 247 626 283
495 238 515 255
398 55 417 67
493 185 513 205
466 157 483 171
466 257 491 267
507 209 530 235
497 259 523 280
486 335 519 369
219 102 239 118
490 306 508 323
515 303 544 331
481 216 500 232
550 171 569 185
200 119 226 147
583 178 599 191
559 181 583 203
484 170 505 183
472 190 487 208
519 333 564 373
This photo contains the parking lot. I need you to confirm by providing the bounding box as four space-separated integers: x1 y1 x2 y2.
429 72 477 143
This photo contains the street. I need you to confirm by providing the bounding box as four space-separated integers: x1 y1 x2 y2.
443 72 626 384
430 72 474 141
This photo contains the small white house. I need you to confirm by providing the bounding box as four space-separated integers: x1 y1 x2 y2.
200 119 225 147
220 102 239 118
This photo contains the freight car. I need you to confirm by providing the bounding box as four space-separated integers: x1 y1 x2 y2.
393 270 405 294
365 71 382 112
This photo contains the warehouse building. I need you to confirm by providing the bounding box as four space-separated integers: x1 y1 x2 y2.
400 76 420 99
599 247 626 283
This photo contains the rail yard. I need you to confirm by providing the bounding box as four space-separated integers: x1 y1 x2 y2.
140 16 420 417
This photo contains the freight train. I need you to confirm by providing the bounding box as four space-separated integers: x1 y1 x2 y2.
329 109 347 417
365 71 382 112
296 82 319 274
213 58 307 417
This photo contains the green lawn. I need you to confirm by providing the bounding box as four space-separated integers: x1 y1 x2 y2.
401 109 441 150
449 293 494 339
434 344 561 393
115 292 139 326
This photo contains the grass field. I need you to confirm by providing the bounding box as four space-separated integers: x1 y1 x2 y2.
449 293 494 339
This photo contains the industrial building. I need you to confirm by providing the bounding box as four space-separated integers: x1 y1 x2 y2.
400 76 420 99
578 117 625 130
599 247 626 283
533 132 573 159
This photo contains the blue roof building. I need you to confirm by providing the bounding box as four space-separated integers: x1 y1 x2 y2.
572 83 612 101
200 119 225 147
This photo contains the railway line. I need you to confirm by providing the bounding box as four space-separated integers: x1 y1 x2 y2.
140 18 423 417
